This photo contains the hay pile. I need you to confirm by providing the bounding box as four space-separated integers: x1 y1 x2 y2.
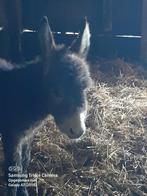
28 59 147 195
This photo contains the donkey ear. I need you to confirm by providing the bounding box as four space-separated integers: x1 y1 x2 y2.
38 16 56 52
69 18 91 59
38 16 56 74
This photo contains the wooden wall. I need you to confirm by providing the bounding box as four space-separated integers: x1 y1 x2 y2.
0 0 144 62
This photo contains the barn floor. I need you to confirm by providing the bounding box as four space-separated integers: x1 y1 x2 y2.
0 58 147 196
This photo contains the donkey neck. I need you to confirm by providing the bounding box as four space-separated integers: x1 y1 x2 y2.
0 59 48 133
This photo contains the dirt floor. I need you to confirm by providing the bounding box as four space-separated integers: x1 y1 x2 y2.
0 58 147 196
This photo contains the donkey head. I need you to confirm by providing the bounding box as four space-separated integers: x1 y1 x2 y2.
39 16 92 139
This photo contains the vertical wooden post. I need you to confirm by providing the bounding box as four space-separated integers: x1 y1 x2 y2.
141 0 147 68
102 0 112 34
3 0 22 62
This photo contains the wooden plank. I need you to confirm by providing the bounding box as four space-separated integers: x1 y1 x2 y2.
112 0 142 35
141 0 147 67
2 0 22 62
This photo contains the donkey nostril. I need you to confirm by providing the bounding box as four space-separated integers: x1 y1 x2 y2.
69 128 74 135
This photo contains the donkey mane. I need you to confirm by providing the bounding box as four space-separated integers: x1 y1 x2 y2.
0 58 16 71
65 53 92 88
0 56 42 72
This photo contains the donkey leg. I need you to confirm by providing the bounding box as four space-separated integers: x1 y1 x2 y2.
17 137 32 196
2 134 32 196
2 134 20 196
